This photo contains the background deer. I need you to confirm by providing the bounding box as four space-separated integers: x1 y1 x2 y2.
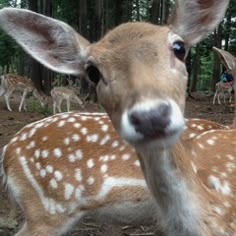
0 0 230 235
212 80 233 105
213 47 236 126
0 74 46 112
50 86 83 114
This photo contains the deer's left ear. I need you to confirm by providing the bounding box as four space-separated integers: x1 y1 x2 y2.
0 8 90 75
213 47 236 71
168 0 229 46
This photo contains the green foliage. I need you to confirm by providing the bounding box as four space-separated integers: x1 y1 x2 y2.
27 97 51 115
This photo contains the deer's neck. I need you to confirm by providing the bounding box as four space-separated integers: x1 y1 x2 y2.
136 141 207 236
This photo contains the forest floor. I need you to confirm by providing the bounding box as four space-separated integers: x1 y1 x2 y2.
0 92 234 236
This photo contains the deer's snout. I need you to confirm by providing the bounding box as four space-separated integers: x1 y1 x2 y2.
129 103 171 138
120 99 185 146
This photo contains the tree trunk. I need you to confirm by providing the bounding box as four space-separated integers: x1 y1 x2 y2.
28 0 43 91
150 0 161 24
191 45 200 92
162 0 169 24
18 49 25 76
79 0 89 38
136 0 140 21
212 24 223 92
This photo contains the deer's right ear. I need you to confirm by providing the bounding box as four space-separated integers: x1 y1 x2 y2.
213 47 236 71
0 8 90 75
168 0 229 46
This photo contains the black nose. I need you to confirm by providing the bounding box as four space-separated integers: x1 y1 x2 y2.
129 103 171 138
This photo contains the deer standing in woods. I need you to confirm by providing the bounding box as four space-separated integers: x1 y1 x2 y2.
50 86 83 114
0 0 232 235
212 81 233 105
213 47 236 125
0 74 46 112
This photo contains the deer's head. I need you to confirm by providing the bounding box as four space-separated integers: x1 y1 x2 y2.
0 0 229 148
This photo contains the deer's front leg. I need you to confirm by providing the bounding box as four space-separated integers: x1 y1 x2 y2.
19 89 28 112
4 89 14 111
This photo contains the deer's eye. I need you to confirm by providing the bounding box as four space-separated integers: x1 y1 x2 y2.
172 41 186 61
86 64 108 86
86 65 102 85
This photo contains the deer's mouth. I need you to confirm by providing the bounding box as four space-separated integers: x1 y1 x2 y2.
120 99 185 147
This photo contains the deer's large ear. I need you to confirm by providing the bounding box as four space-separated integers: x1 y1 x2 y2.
213 47 236 71
0 8 90 75
168 0 229 46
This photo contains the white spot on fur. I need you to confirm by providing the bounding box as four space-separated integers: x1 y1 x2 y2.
41 150 49 159
10 136 19 143
16 147 21 155
86 134 99 143
34 149 40 159
87 176 95 185
58 120 66 127
26 140 36 150
72 134 80 142
122 154 130 161
101 124 109 132
112 141 119 148
20 132 28 141
101 164 108 173
81 127 88 135
189 133 196 139
81 116 88 121
75 169 82 182
197 143 205 149
197 125 204 131
54 171 63 181
36 162 41 170
28 128 37 137
87 159 94 168
207 139 215 146
191 161 197 173
213 206 224 216
99 155 109 162
226 154 234 161
75 150 83 160
75 187 82 199
68 117 76 123
53 148 62 158
40 169 46 178
64 137 70 146
73 123 81 128
64 183 74 200
208 175 232 196
68 154 76 162
100 134 111 145
99 120 104 125
49 178 58 189
223 202 231 208
46 165 53 173
134 160 140 167
42 136 48 142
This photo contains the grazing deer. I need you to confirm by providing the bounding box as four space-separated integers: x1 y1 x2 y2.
0 74 46 112
0 0 230 235
213 47 236 126
50 86 83 114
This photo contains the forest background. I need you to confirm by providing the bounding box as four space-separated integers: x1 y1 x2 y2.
0 0 236 96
